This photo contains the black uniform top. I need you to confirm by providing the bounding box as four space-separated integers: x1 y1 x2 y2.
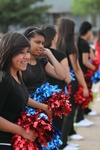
66 48 76 70
0 71 28 143
77 37 90 73
22 57 48 94
46 48 66 90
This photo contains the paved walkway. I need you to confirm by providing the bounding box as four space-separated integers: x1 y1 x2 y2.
71 98 100 150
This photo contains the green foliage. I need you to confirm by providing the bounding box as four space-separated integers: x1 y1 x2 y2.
0 0 51 33
71 0 100 15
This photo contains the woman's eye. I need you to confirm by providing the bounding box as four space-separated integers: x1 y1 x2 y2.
27 50 30 53
20 51 24 54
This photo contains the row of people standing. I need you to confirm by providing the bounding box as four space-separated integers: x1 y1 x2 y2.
40 19 97 150
0 17 97 150
0 32 55 150
40 18 90 150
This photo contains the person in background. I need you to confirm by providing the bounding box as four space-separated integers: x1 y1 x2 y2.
0 32 51 150
94 29 100 62
56 17 89 150
41 24 71 133
75 21 97 128
94 29 100 102
22 27 66 95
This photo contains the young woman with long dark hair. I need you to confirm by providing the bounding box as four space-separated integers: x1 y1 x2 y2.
56 17 89 150
41 24 71 131
0 32 51 150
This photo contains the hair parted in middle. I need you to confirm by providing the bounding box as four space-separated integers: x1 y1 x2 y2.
0 32 30 71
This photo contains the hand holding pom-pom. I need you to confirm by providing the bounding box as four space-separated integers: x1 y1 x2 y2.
11 112 54 149
45 91 72 118
74 85 93 108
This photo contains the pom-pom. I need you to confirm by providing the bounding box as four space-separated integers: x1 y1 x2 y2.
74 85 93 108
91 66 100 83
30 82 61 102
42 126 63 150
69 67 76 81
11 112 54 149
91 59 99 73
45 90 72 118
26 83 71 119
84 70 93 88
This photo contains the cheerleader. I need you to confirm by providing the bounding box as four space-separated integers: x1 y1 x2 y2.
94 29 100 101
41 24 71 131
0 32 51 150
75 21 97 126
56 17 89 150
22 27 67 95
22 27 70 149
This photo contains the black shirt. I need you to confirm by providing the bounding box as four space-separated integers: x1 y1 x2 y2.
77 37 90 73
46 48 66 90
66 47 76 70
0 71 28 143
22 57 48 94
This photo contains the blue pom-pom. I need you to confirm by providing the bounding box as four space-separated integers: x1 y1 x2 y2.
42 126 63 150
69 67 75 81
91 66 100 83
26 82 61 115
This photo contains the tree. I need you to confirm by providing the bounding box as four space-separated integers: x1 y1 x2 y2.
71 0 100 15
0 0 51 33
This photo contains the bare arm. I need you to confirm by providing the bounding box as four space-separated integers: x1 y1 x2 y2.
69 54 89 96
43 48 67 80
82 53 95 70
60 58 71 84
27 97 52 117
0 116 35 141
89 48 96 60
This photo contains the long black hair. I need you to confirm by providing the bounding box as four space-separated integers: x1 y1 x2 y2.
0 32 30 72
56 17 78 58
41 24 56 48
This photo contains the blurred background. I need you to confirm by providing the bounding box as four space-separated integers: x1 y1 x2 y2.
0 0 100 36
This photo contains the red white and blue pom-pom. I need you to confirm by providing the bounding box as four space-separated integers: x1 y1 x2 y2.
11 112 54 150
30 82 61 102
26 82 72 119
44 90 72 118
42 126 63 150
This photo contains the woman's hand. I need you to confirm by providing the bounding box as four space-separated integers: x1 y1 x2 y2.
22 128 36 141
43 104 52 118
40 48 52 57
83 87 89 97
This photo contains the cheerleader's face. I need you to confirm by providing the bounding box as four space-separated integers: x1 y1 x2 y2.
10 47 30 72
30 34 45 57
86 30 93 42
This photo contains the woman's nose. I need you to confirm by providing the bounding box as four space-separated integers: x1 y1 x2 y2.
24 53 30 59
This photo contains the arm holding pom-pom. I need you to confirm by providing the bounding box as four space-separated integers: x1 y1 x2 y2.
27 97 52 118
11 112 54 149
0 116 36 142
44 91 72 118
74 85 93 108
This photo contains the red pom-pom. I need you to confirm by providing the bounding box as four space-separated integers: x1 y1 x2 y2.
45 90 72 118
74 85 93 108
11 112 54 149
84 70 93 88
91 59 99 73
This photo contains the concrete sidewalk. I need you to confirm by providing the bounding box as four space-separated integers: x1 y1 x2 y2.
71 99 100 150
